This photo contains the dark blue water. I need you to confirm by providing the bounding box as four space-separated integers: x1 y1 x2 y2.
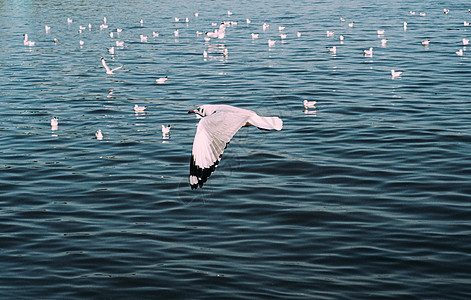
1 0 470 298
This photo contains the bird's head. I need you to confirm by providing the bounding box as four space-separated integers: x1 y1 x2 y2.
188 105 214 118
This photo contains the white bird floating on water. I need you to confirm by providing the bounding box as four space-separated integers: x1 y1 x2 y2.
23 34 35 46
45 25 51 33
251 33 259 39
161 124 171 135
50 117 58 127
156 76 168 84
268 39 276 47
297 32 302 38
363 47 373 57
67 17 73 24
456 49 464 56
263 23 269 31
303 100 317 109
108 47 115 55
188 104 283 189
96 130 103 140
381 39 388 47
116 41 124 47
328 46 337 54
391 70 403 79
134 104 147 113
422 40 430 46
140 35 148 42
101 56 123 75
463 38 470 45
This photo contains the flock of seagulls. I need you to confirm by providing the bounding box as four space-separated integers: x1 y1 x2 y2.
25 7 469 189
323 8 471 80
30 10 300 189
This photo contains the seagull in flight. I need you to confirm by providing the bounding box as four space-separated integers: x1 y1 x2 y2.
101 57 122 75
188 104 283 189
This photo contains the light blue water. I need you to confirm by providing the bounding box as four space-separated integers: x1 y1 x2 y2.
1 0 471 299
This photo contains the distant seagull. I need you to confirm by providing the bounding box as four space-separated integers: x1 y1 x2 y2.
381 39 388 47
88 24 92 30
174 29 179 37
153 32 160 37
348 21 355 28
79 40 84 46
161 124 171 135
195 12 199 17
101 56 123 75
103 16 107 24
116 41 124 47
174 17 180 22
278 26 285 31
156 76 168 84
134 104 147 113
246 18 251 24
212 22 218 27
456 49 464 56
23 34 35 46
185 17 189 23
463 38 470 45
403 22 408 31
67 17 73 24
227 10 233 16
188 104 282 189
377 29 385 35
420 12 426 17
280 33 287 39
251 33 259 39
339 35 345 41
410 11 416 15
45 25 51 33
326 30 334 37
263 23 269 31
109 32 114 38
303 100 317 109
140 19 144 25
54 38 59 44
50 117 59 127
464 21 470 27
222 48 228 57
108 46 115 55
363 47 373 57
96 130 103 140
297 32 302 38
391 70 403 79
444 8 450 14
268 39 276 47
203 50 208 57
204 36 211 42
422 39 430 46
117 28 123 34
340 17 346 22
328 46 337 54
140 34 148 42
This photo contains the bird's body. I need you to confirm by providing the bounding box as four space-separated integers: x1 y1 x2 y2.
303 100 317 109
156 76 168 84
391 70 403 79
363 47 373 57
188 104 282 189
96 130 103 140
134 104 147 113
161 124 171 135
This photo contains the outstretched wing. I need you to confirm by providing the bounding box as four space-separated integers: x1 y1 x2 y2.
101 58 111 73
111 65 123 72
190 111 249 189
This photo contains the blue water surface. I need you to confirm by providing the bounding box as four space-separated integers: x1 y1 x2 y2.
1 0 470 299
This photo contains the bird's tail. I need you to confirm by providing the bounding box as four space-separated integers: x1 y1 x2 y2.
248 115 283 131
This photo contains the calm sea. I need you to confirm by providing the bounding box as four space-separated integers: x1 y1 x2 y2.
1 0 470 298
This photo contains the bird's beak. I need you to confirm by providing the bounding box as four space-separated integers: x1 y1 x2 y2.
188 110 195 114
